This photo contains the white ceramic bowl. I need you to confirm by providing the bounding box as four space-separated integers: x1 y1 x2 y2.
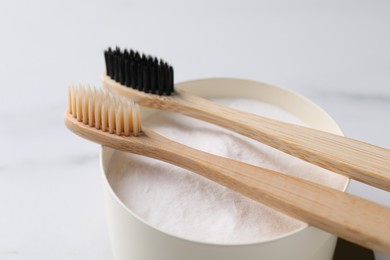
100 78 349 260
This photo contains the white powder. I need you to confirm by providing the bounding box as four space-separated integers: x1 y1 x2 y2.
109 98 347 244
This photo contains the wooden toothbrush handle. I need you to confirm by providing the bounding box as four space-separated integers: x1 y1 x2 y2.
139 129 390 255
102 74 390 190
169 90 390 191
65 114 390 254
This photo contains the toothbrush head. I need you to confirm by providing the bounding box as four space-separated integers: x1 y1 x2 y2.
104 47 174 96
67 85 142 136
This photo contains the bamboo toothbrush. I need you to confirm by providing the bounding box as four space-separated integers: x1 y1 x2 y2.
65 85 390 254
102 47 390 191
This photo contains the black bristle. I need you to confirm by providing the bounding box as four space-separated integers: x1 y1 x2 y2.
115 56 121 82
124 49 129 58
150 64 157 94
115 55 121 83
167 66 174 95
118 58 124 84
108 48 114 78
104 47 174 95
162 63 169 95
124 60 130 86
130 61 136 87
112 54 118 81
157 66 164 95
143 64 150 92
137 63 143 91
134 51 140 61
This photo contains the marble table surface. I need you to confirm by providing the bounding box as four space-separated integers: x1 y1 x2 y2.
0 0 389 259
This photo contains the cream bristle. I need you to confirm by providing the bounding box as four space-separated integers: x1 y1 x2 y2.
115 104 123 136
67 85 142 136
94 97 101 130
82 89 88 125
133 104 141 136
88 95 94 127
123 105 130 136
101 99 109 132
108 104 115 134
76 92 82 122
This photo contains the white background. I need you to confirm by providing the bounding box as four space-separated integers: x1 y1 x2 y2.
0 0 389 259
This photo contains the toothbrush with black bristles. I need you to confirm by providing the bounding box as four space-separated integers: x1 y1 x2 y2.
102 47 390 192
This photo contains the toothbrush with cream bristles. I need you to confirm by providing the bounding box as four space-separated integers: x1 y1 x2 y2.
102 47 390 191
65 85 390 254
